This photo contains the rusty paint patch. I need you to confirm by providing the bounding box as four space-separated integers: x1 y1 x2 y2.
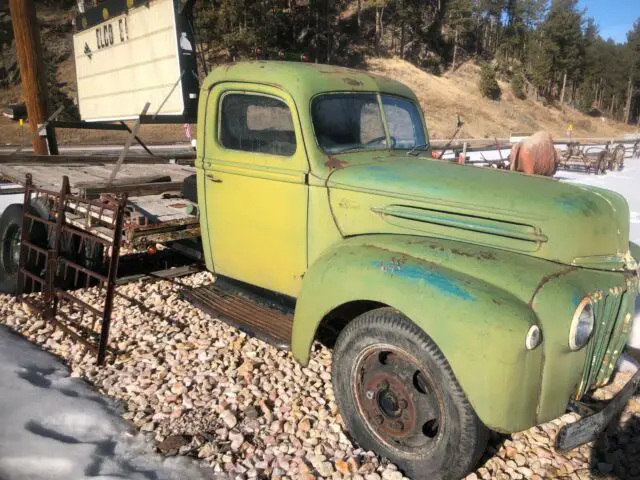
168 203 187 209
343 77 363 87
440 248 498 261
326 156 349 170
528 266 577 307
338 198 360 211
427 243 446 252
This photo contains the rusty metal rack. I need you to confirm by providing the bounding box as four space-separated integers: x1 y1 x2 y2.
18 174 127 365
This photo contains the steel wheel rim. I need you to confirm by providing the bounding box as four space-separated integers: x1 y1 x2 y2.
2 224 21 275
352 344 445 454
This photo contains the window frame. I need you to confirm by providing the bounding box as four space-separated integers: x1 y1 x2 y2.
217 90 298 158
309 91 428 155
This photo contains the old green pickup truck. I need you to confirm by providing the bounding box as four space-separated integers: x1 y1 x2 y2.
190 61 640 479
2 59 636 479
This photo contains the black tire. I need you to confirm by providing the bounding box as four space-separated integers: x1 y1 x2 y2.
332 308 488 480
30 198 82 289
0 205 24 294
0 204 48 294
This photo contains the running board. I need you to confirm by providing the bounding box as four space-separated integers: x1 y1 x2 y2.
182 281 293 349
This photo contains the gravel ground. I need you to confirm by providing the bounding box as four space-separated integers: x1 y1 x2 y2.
1 272 639 480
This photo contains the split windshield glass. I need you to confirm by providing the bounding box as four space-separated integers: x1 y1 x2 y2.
311 93 427 154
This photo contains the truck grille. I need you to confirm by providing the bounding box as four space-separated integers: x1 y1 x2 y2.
577 291 631 397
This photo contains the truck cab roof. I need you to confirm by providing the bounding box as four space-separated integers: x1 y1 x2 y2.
200 61 418 102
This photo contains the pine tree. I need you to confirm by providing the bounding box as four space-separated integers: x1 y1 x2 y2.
511 69 526 99
445 0 473 70
624 20 640 123
479 61 501 100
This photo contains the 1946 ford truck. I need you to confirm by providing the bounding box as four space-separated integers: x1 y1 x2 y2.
1 60 638 480
189 61 640 479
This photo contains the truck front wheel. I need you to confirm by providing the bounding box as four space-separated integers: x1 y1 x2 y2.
332 308 488 480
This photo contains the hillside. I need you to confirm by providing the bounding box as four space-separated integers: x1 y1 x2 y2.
367 58 635 140
0 3 636 146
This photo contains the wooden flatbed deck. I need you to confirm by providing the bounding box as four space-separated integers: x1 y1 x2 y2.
0 154 200 247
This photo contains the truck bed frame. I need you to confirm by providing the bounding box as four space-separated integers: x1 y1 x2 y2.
0 154 200 248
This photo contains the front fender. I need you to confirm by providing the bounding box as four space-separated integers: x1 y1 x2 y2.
292 235 546 432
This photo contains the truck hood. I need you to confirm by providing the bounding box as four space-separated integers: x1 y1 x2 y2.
326 156 634 270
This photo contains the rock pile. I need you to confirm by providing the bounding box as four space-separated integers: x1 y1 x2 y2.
1 272 638 479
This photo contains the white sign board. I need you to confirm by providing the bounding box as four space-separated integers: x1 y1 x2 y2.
73 0 198 122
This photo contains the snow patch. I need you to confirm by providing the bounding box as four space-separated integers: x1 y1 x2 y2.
0 326 209 480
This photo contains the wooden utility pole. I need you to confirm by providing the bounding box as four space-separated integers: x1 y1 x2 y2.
9 0 53 155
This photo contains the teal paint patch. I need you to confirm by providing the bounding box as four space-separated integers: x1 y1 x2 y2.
362 163 445 193
556 193 600 216
376 260 475 301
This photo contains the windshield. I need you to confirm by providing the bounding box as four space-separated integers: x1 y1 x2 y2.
312 93 427 154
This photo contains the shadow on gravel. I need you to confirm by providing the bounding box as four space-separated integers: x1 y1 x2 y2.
590 411 640 478
476 431 509 469
116 290 188 330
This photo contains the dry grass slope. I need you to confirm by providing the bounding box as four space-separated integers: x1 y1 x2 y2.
367 58 635 140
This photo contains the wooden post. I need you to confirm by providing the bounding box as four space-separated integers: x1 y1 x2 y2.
458 142 467 164
9 0 50 155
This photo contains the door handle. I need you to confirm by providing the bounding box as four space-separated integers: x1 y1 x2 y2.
207 174 222 183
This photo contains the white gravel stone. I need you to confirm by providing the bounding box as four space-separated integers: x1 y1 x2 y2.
1 271 638 480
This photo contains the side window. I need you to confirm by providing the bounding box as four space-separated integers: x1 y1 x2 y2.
381 96 426 149
219 93 296 156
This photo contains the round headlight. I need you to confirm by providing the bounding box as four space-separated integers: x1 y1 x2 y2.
525 325 543 350
569 298 594 350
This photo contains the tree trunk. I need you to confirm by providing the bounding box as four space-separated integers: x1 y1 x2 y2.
290 0 296 43
357 0 361 31
546 71 554 102
375 7 385 56
475 16 480 55
315 9 319 62
559 71 567 106
325 0 331 63
624 75 633 124
452 26 459 70
375 8 381 55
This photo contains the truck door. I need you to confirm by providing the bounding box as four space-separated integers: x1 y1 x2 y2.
201 83 309 297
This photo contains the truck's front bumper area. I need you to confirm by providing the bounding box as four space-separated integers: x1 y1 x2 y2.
555 368 640 453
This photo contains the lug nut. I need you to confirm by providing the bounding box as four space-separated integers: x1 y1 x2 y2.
366 390 375 400
377 380 389 390
390 420 404 431
398 399 408 409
